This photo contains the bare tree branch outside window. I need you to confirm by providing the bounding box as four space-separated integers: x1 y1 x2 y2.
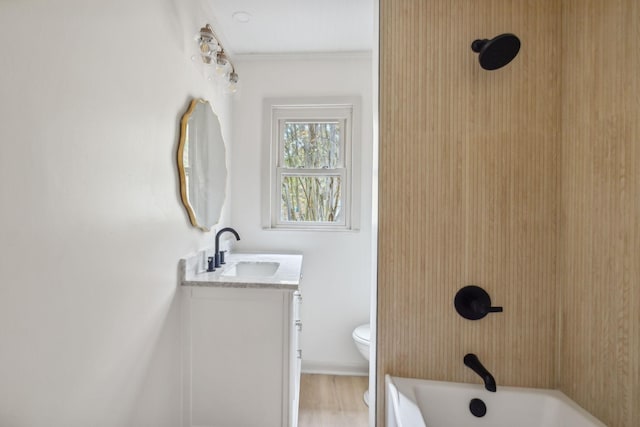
280 122 343 223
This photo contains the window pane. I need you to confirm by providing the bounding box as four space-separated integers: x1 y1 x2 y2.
282 122 341 168
280 176 342 222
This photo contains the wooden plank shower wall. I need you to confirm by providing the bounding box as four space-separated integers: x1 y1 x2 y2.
377 0 561 423
378 1 640 426
559 1 640 426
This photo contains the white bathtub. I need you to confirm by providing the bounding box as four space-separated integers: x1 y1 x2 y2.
386 375 606 427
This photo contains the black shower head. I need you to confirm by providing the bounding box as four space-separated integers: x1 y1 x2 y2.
471 34 520 70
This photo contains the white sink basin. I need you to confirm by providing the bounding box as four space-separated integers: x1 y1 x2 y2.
221 261 280 278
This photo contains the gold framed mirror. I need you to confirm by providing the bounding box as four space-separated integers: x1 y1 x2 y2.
177 98 227 231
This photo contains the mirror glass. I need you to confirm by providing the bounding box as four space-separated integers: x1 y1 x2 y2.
177 98 227 231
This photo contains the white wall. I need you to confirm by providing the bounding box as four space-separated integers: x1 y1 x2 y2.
230 55 373 373
0 1 230 425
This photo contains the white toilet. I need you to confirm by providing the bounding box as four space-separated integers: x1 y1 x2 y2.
352 323 371 405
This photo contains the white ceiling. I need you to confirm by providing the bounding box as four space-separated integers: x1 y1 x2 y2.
207 0 374 55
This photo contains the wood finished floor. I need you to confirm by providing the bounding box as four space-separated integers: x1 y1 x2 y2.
298 374 369 427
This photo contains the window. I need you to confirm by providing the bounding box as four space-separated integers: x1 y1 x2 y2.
262 98 361 230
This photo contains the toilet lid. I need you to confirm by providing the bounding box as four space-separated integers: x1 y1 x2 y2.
353 324 370 342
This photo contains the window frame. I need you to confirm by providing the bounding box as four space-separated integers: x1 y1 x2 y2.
262 97 361 231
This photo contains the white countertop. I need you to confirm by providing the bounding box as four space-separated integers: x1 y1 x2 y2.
179 251 303 290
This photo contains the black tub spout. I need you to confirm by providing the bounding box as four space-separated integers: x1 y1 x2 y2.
464 353 496 392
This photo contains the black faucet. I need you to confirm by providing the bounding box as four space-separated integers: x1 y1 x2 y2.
464 353 496 392
214 227 240 269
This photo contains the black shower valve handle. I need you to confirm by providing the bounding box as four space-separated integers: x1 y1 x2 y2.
455 285 504 320
470 299 503 316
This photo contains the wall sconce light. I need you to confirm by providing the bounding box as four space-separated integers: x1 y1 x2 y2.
194 24 239 93
195 24 218 64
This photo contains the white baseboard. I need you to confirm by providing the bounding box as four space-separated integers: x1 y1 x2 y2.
302 360 369 376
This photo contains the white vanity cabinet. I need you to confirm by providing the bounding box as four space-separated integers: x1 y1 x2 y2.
181 285 302 427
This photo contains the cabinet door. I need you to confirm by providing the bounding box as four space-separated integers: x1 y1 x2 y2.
185 287 290 427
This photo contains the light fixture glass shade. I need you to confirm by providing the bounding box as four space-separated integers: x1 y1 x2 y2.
225 72 239 94
201 45 217 65
201 53 215 65
195 25 214 42
215 55 231 76
199 40 219 55
195 25 219 65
